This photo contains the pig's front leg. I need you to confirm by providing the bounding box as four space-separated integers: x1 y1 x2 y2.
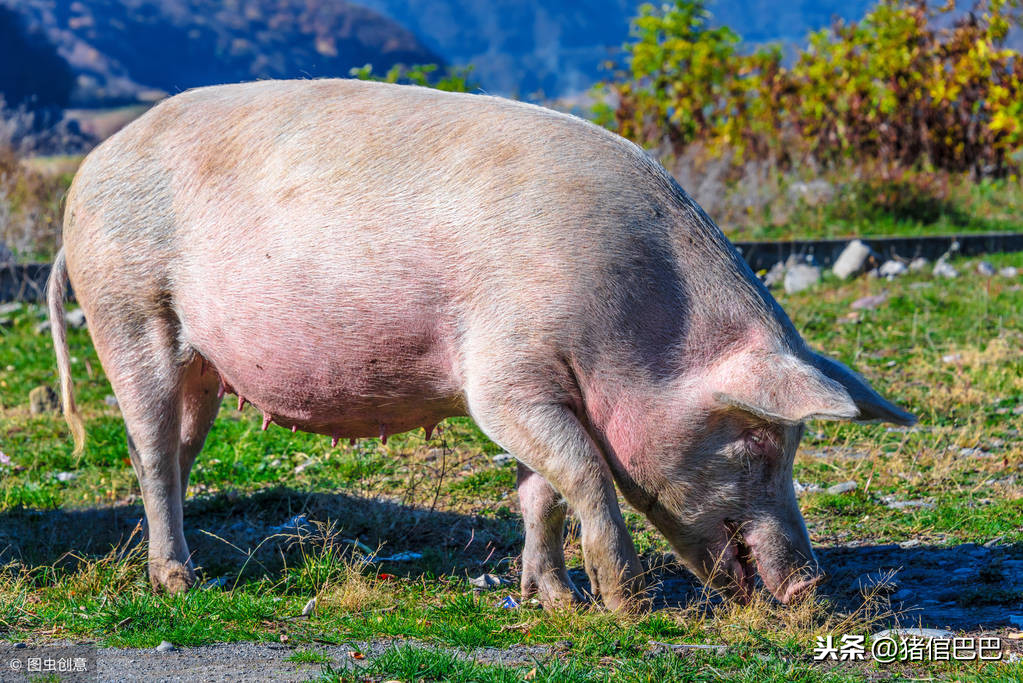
468 378 644 610
517 462 583 606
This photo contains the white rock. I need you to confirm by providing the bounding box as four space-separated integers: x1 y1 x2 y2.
301 597 317 616
762 261 786 288
783 264 820 293
468 573 504 589
832 240 873 279
878 260 907 278
65 308 88 329
55 471 78 482
156 640 176 652
999 266 1018 278
933 260 959 278
976 261 997 276
826 481 857 495
908 257 929 272
492 453 515 465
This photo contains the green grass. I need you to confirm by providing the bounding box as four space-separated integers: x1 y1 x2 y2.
728 175 1023 241
0 252 1022 679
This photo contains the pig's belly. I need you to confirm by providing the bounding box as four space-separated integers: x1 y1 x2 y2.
182 301 465 439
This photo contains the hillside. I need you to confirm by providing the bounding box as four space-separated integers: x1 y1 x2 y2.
3 0 441 107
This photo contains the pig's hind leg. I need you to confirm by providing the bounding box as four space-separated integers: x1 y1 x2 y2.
90 310 198 593
517 462 583 605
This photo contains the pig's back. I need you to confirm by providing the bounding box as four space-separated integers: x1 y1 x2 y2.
64 79 708 436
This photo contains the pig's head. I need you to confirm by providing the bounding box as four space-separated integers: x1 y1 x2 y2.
601 334 915 605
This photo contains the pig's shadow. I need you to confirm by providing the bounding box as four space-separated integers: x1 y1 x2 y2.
649 542 1023 632
0 491 1018 632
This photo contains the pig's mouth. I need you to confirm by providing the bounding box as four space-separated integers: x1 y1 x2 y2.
721 520 757 603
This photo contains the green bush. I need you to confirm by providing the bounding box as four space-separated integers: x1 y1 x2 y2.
598 0 1023 178
350 63 477 93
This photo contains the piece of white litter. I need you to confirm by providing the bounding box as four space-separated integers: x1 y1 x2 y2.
498 595 520 609
469 573 504 589
301 597 317 617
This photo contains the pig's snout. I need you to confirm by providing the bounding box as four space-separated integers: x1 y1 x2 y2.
725 518 824 605
779 572 825 605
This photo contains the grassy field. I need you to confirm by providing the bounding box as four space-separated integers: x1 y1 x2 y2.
0 252 1021 680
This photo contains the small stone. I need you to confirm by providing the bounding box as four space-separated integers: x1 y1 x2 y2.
878 260 907 278
468 573 504 589
762 261 786 288
301 597 317 617
908 257 929 272
941 353 962 364
826 481 857 495
793 480 821 497
65 308 88 329
899 539 922 549
156 640 176 652
851 293 887 310
104 394 118 407
55 471 78 482
884 498 934 510
783 264 820 293
933 260 959 278
29 385 59 414
492 452 515 465
976 261 997 276
832 240 874 279
999 266 1018 278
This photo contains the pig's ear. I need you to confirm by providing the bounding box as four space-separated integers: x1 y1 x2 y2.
713 353 860 425
808 352 917 426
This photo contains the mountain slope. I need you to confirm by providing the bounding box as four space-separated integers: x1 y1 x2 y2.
4 0 441 106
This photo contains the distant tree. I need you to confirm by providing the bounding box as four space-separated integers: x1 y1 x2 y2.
350 63 477 93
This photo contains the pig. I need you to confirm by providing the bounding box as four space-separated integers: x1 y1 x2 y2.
47 79 914 609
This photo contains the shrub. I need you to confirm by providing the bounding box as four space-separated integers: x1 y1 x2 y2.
598 0 1023 178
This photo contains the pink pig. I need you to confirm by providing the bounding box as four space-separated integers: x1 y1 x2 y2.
48 80 914 608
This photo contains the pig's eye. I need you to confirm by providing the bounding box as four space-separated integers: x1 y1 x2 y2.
744 429 779 458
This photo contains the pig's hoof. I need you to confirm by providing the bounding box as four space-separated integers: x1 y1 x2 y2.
587 566 649 612
521 569 583 608
149 559 196 593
